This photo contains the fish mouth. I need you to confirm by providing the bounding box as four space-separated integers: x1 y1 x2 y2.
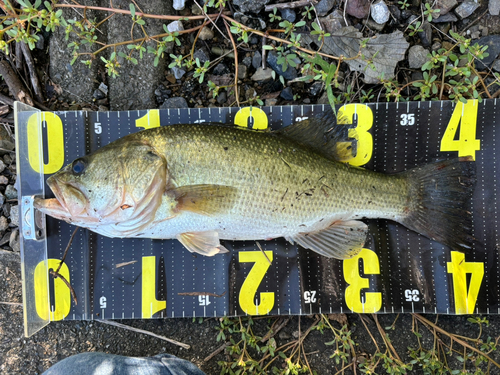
46 175 69 212
41 176 89 218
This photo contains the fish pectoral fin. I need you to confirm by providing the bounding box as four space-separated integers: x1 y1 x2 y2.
288 220 368 259
170 184 237 216
177 231 228 256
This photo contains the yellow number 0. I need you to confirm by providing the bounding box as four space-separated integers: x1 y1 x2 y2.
234 107 268 130
239 251 274 315
34 259 71 321
343 248 382 313
336 104 374 166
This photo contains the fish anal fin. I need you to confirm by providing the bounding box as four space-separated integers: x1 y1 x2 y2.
170 184 237 216
289 220 368 259
177 231 228 256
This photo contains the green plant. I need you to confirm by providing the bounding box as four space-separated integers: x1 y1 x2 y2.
423 2 440 22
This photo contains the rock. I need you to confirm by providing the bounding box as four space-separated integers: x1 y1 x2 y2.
193 49 210 65
266 51 298 80
319 10 347 33
0 216 7 232
483 27 489 36
0 176 8 185
280 9 296 23
241 56 252 67
167 21 184 33
303 98 311 104
475 35 500 70
346 0 370 19
491 0 500 16
199 26 214 41
408 45 430 68
245 88 257 101
388 5 401 21
93 89 105 100
0 160 5 174
98 82 108 95
371 0 390 24
492 59 500 72
265 98 278 106
418 21 433 47
172 66 186 80
251 67 273 81
252 51 262 70
154 84 171 104
455 1 480 19
191 3 202 15
159 97 188 109
436 0 457 15
432 12 458 22
173 0 185 10
9 205 18 227
309 82 323 96
233 0 270 13
3 154 11 164
9 228 19 252
364 18 386 31
238 65 248 79
471 30 481 39
35 34 44 49
4 185 16 200
213 63 230 76
0 140 14 156
316 0 335 16
431 42 441 51
280 87 294 100
317 91 330 104
216 91 227 105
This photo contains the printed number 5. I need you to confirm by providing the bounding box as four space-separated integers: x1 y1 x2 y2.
400 113 414 126
94 123 102 134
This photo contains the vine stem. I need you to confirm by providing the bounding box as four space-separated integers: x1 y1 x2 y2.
224 19 240 106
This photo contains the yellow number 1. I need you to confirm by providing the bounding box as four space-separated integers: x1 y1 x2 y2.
440 100 480 160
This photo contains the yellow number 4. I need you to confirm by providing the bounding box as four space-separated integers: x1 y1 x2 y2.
440 100 480 160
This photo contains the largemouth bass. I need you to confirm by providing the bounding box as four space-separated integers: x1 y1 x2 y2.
34 112 476 259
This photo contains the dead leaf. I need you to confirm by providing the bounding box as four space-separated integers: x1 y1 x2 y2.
301 27 409 84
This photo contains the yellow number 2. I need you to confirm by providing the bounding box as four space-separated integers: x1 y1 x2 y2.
447 251 484 314
343 248 382 313
440 100 480 160
238 251 274 315
136 109 160 130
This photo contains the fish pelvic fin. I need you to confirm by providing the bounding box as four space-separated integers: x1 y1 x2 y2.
170 184 237 216
287 220 368 259
177 231 229 256
400 157 476 252
273 108 352 162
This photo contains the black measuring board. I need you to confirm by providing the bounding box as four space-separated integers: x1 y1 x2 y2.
16 100 500 328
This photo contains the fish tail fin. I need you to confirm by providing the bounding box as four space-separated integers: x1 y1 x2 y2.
400 157 476 252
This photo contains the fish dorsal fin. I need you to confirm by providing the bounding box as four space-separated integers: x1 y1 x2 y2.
170 184 237 216
287 220 368 259
177 231 229 256
274 109 352 162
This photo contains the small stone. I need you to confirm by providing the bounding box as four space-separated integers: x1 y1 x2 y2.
3 154 11 164
371 0 390 24
408 45 430 68
432 12 458 22
280 9 296 23
165 74 176 84
265 98 278 106
216 91 227 105
199 26 214 41
213 63 230 76
93 89 105 100
9 228 19 252
245 88 257 101
309 82 323 96
0 140 14 156
490 0 500 16
251 67 273 81
492 59 500 72
475 35 500 70
172 66 186 80
471 30 481 39
193 49 210 65
267 51 298 80
252 51 262 70
9 205 18 227
319 10 346 33
167 21 184 33
303 98 311 104
173 0 186 10
238 65 248 79
98 82 108 95
418 21 433 47
0 160 5 174
0 232 9 246
191 3 202 15
388 5 401 21
316 0 335 16
160 97 188 109
346 0 370 18
98 105 109 112
0 176 8 185
431 42 442 51
412 71 424 81
483 27 489 37
241 56 252 67
364 18 385 31
455 1 480 19
280 87 294 101
0 216 7 232
35 34 44 50
5 185 16 200
233 0 271 13
435 0 457 15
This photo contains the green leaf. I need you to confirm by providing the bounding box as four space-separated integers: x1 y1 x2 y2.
136 18 145 25
295 20 306 27
129 3 136 18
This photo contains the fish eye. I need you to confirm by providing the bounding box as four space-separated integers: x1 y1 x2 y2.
72 159 86 175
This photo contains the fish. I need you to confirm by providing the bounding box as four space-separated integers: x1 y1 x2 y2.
34 110 476 259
